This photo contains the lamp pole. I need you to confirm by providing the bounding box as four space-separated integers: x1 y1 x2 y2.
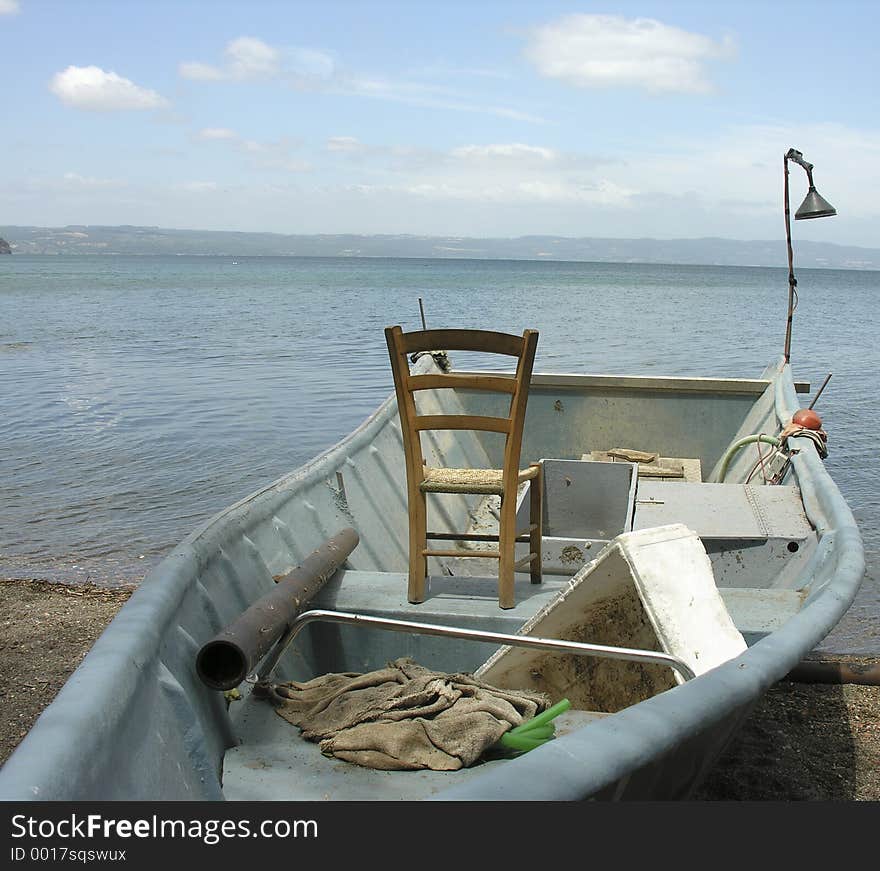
783 152 797 364
782 148 836 364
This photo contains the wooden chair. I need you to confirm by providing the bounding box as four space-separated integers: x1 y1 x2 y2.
385 325 543 609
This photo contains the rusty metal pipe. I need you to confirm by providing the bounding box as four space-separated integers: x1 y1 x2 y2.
196 527 359 690
786 653 880 687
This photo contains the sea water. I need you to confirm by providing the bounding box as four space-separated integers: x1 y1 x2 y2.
1 254 877 653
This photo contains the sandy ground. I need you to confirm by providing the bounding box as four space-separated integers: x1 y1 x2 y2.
1 577 878 800
0 579 137 766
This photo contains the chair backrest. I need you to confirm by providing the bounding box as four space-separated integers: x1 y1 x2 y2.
384 326 539 483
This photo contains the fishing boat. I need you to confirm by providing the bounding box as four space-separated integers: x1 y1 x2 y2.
0 150 864 802
0 346 864 801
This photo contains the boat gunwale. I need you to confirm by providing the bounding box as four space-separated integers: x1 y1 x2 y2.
457 370 812 396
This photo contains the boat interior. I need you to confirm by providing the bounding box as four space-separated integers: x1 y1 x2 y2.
207 355 823 799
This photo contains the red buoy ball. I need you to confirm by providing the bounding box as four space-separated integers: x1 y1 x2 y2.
792 408 823 430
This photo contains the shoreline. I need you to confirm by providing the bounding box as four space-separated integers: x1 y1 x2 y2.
1 577 878 800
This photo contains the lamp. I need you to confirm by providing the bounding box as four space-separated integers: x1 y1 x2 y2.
783 148 836 363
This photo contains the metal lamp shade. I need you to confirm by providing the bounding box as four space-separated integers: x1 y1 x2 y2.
795 186 837 220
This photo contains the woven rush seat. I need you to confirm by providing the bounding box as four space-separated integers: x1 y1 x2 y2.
421 466 539 495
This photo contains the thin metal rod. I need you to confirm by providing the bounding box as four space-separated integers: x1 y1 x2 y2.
808 373 832 409
418 297 427 330
254 608 696 685
783 152 797 364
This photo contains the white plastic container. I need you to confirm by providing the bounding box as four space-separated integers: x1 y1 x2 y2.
479 523 747 712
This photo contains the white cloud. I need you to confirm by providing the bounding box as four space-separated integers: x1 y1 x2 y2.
345 140 628 205
227 36 280 79
288 47 335 80
4 172 126 195
9 123 876 242
405 176 633 205
326 136 365 153
49 65 169 111
324 137 440 173
451 143 557 162
0 0 20 15
180 36 282 81
524 14 734 94
193 125 310 173
198 127 238 140
490 106 548 124
343 74 547 123
61 172 125 189
175 181 219 193
180 36 541 122
248 139 310 172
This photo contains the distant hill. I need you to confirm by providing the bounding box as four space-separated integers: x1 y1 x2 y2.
1 224 877 269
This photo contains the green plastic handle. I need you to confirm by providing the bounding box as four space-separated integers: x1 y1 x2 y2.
515 698 571 732
500 733 547 752
513 725 555 740
497 698 571 755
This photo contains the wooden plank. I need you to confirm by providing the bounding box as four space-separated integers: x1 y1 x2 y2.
413 414 511 433
408 373 517 394
514 552 538 570
399 328 524 357
586 451 703 484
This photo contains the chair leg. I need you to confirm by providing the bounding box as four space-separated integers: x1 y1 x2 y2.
529 463 543 585
498 490 517 609
408 489 428 604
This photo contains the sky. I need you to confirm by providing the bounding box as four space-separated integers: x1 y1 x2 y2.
1 0 878 245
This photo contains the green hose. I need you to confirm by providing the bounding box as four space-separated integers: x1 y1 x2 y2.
716 434 781 482
497 698 571 755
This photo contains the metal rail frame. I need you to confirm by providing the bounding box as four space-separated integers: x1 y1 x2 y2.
253 608 696 685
